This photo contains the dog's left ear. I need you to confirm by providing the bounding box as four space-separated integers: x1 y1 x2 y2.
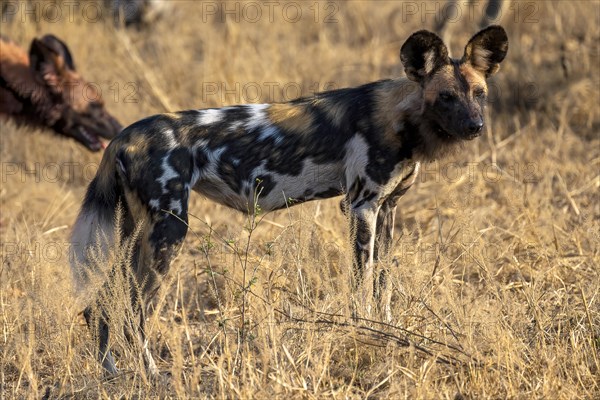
29 34 76 91
462 25 508 77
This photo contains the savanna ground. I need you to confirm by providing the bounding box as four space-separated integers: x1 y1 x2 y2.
1 1 599 398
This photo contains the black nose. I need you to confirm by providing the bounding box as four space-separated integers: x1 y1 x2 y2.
467 121 484 135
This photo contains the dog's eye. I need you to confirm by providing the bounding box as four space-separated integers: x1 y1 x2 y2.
474 88 486 99
439 92 455 102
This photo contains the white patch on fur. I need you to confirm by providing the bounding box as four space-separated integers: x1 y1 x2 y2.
163 128 177 148
189 165 201 190
472 47 492 71
192 139 208 150
169 199 183 215
69 210 114 298
408 162 420 186
244 104 270 131
158 152 179 193
252 159 344 211
198 108 224 125
344 134 371 182
423 49 436 75
202 146 226 180
191 146 235 206
192 144 246 211
149 198 160 210
229 121 243 131
192 152 345 213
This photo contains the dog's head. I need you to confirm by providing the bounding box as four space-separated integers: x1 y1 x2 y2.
400 26 508 141
29 35 122 151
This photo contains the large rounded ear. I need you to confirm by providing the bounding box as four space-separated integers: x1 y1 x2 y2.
462 25 508 77
400 30 450 82
29 34 76 90
40 35 76 70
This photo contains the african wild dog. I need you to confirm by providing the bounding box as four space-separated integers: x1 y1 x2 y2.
0 35 122 151
70 26 508 374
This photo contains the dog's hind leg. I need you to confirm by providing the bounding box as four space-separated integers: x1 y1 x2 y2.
83 306 119 375
128 202 190 377
91 140 195 376
122 290 159 377
138 305 159 376
119 149 193 376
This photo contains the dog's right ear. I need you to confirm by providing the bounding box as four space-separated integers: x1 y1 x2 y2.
400 30 450 82
29 35 76 91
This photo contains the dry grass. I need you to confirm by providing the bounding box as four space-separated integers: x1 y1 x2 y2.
1 1 599 398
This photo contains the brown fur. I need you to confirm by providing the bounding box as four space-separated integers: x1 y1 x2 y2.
0 35 122 151
396 26 508 160
422 65 456 104
163 112 183 120
267 102 315 134
0 38 61 123
373 79 422 147
459 64 488 94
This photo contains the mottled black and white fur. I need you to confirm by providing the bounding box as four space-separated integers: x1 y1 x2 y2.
70 26 508 375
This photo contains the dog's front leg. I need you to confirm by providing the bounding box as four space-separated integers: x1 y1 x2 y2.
373 199 399 321
349 202 380 310
374 200 397 262
374 166 418 262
